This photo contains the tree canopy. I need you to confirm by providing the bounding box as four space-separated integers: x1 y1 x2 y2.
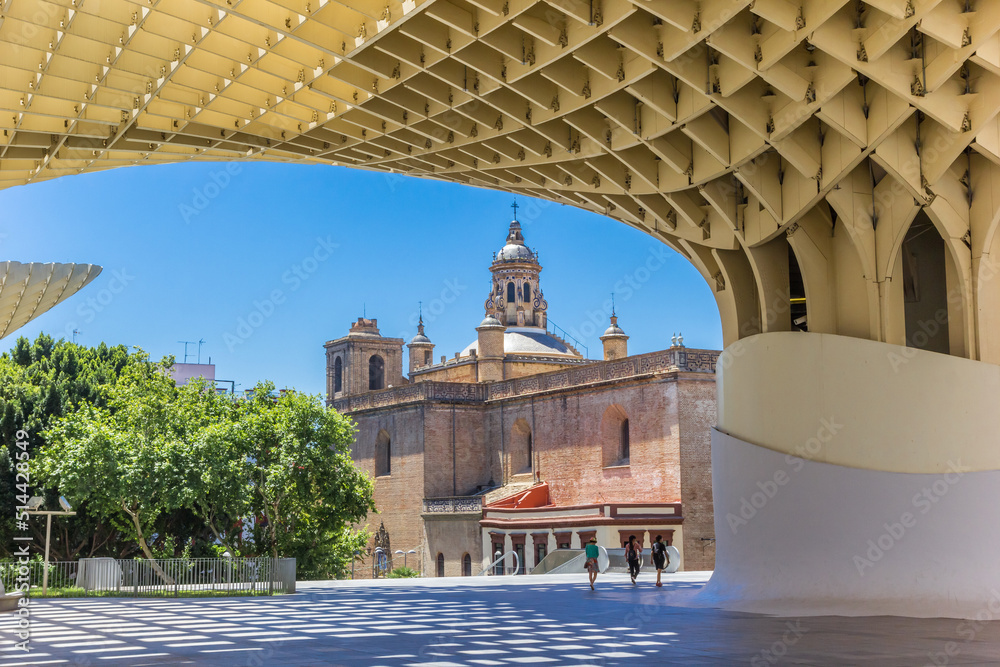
2 334 374 579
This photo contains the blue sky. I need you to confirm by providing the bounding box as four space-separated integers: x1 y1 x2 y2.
1 162 722 397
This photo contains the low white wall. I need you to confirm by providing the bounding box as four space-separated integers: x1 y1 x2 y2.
699 429 1000 618
717 333 1000 473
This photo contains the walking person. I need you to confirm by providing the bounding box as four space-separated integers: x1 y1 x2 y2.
625 535 642 584
651 535 668 587
585 537 600 590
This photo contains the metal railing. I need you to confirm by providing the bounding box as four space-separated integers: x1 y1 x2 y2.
0 557 295 598
475 550 520 576
546 319 589 359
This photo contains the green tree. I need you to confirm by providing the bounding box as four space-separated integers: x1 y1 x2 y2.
0 335 132 558
34 352 374 579
237 385 374 577
38 353 194 582
179 379 254 552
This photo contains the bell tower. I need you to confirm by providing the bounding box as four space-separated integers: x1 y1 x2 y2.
324 317 405 403
484 216 548 328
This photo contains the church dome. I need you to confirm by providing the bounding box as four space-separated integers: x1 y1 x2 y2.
409 316 433 345
462 326 580 358
603 320 626 337
497 242 534 261
478 314 503 328
494 220 536 262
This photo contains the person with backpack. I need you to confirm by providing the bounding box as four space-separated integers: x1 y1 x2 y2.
651 534 669 587
625 535 642 584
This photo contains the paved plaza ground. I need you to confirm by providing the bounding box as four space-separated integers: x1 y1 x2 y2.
1 572 999 666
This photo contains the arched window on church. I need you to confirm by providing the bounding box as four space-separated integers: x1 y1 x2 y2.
621 419 630 462
437 553 445 577
424 350 432 365
512 419 532 474
375 429 391 477
506 281 516 303
523 282 531 303
334 357 343 393
462 553 472 576
600 405 630 467
369 354 385 390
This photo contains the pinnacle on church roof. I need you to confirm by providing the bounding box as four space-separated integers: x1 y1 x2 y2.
410 313 432 345
496 219 536 262
477 313 504 329
601 314 628 338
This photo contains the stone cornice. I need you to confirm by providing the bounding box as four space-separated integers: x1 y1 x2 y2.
332 346 718 412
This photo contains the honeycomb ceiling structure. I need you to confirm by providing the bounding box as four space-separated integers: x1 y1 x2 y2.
3 0 1000 349
0 261 101 338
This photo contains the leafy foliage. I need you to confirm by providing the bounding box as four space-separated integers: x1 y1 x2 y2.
2 334 374 579
386 566 419 578
0 336 135 558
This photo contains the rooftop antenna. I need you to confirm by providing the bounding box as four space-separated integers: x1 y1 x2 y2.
72 329 81 344
178 341 195 364
418 301 423 325
611 292 616 317
197 338 206 364
363 303 366 318
511 198 519 222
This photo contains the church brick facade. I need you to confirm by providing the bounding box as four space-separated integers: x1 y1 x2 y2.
326 220 719 577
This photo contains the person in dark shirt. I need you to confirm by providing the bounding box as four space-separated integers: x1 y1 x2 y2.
651 534 669 587
625 535 642 584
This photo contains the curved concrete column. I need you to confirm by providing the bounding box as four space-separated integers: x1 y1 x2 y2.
701 333 1000 618
717 332 1000 473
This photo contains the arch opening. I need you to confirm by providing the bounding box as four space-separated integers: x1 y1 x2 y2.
511 418 533 474
600 405 630 467
788 245 808 332
901 215 951 354
369 354 385 390
375 429 391 477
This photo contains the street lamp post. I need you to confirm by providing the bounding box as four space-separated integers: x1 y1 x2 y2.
26 497 76 597
394 549 417 569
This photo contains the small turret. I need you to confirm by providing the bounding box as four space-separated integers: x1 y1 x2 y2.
600 313 629 360
407 315 435 373
476 314 505 382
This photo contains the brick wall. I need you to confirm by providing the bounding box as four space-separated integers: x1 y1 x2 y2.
486 378 682 507
345 364 717 576
424 516 483 577
422 405 490 498
503 359 584 379
351 405 427 575
412 360 478 383
676 375 717 571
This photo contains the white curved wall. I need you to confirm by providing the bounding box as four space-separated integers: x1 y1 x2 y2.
699 429 1000 618
717 333 1000 473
